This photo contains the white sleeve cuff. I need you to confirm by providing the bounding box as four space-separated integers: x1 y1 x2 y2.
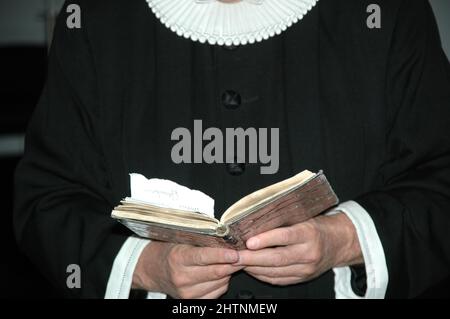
104 236 167 299
329 200 389 299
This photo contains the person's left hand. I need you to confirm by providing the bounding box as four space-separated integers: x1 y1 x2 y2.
235 213 364 286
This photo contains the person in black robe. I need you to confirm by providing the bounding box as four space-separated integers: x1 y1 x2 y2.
13 0 450 298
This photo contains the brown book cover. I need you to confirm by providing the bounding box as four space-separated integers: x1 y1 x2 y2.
112 171 338 249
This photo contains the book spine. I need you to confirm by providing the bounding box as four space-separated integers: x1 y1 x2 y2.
216 224 241 247
216 223 229 237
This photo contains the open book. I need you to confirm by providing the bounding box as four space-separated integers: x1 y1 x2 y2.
112 170 338 249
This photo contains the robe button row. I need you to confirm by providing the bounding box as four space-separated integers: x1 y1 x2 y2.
226 162 246 176
236 290 254 299
222 90 241 110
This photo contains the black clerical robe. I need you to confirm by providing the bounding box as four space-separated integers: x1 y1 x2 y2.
14 0 450 298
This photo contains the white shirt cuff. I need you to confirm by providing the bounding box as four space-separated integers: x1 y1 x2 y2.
329 200 389 299
104 236 167 299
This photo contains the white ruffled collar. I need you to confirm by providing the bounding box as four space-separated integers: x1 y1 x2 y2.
146 0 318 46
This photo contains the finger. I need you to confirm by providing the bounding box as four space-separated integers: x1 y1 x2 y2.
246 224 309 250
178 265 244 286
244 264 306 278
183 247 239 266
236 246 298 267
178 276 230 299
248 273 304 286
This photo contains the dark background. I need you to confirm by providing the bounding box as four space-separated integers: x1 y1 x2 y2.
0 0 449 299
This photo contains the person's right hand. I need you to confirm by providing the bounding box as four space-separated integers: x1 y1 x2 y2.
132 241 243 299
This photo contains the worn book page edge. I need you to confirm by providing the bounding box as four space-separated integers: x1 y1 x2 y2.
118 219 219 237
117 199 219 223
112 210 218 231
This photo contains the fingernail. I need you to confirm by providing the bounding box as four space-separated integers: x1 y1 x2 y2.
247 238 259 249
226 251 238 263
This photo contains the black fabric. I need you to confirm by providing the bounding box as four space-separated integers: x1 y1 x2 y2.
13 0 450 298
350 266 368 297
355 0 450 298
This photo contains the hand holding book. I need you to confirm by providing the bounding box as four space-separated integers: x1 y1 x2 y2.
237 212 364 286
133 241 244 299
122 171 363 295
112 170 339 249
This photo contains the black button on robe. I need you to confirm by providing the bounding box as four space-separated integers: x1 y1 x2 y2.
14 0 450 298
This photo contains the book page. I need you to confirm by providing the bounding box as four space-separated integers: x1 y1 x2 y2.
130 173 215 218
221 170 315 223
117 199 218 222
112 209 218 231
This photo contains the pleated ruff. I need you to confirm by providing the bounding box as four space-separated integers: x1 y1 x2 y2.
146 0 318 46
